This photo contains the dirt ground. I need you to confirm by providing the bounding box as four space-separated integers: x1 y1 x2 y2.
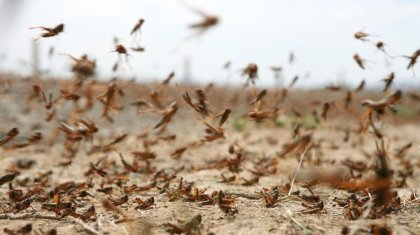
0 76 419 235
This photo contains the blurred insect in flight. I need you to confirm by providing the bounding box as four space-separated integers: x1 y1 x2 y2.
270 66 283 80
185 3 218 37
382 72 394 92
111 44 130 70
374 41 391 58
30 23 64 41
393 49 420 77
354 30 377 42
130 18 145 36
289 52 295 65
241 63 258 85
353 53 370 70
130 19 146 52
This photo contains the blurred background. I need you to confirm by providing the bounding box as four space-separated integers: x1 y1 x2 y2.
0 0 419 88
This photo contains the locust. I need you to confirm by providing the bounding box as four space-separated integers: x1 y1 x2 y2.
162 72 175 85
354 31 371 42
130 18 145 35
30 23 64 41
404 49 420 70
184 1 219 37
96 82 123 122
361 90 402 115
242 63 259 85
289 75 299 88
0 172 17 186
355 79 365 92
270 66 283 80
154 102 178 129
0 128 19 146
382 72 395 92
353 53 368 69
61 53 96 77
394 49 420 77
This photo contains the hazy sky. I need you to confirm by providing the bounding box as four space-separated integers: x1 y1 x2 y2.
0 0 419 88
